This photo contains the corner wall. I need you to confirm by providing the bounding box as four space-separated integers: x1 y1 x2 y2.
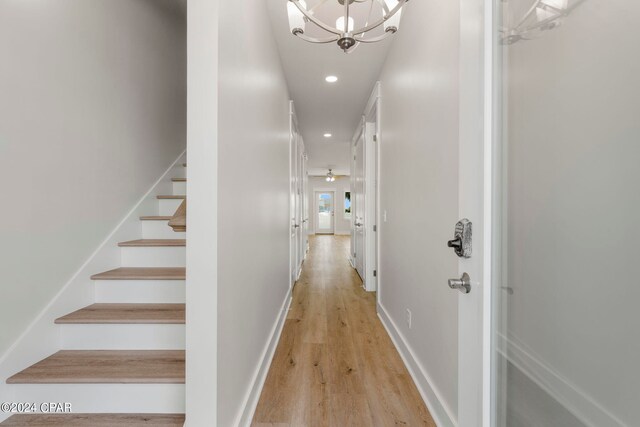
0 0 186 355
216 0 291 424
376 0 460 423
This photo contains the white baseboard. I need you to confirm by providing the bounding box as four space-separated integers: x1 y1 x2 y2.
234 289 293 427
377 302 457 427
498 333 626 427
0 150 186 421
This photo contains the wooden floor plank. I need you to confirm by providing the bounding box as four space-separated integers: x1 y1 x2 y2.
55 303 185 324
6 350 185 384
0 414 185 426
91 267 185 280
252 236 435 426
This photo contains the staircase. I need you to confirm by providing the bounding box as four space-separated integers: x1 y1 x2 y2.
1 164 187 426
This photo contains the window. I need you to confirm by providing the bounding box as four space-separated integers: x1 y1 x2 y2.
344 191 351 219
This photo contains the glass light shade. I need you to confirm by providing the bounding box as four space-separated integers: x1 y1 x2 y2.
383 0 402 32
336 16 355 32
287 0 307 34
326 176 331 182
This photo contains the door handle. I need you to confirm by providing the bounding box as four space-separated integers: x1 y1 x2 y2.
448 272 471 294
294 224 300 228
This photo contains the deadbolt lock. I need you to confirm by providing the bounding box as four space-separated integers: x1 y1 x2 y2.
447 219 472 258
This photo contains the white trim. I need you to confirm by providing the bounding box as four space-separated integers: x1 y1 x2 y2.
497 334 627 427
0 150 186 420
234 289 293 427
377 303 457 427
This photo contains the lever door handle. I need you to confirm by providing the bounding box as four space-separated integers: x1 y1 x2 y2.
448 272 471 294
447 237 462 250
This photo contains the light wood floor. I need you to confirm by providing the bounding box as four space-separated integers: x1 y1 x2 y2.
252 235 435 427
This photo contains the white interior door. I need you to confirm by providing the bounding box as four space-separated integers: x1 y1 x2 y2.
353 130 365 281
290 102 301 287
315 191 334 234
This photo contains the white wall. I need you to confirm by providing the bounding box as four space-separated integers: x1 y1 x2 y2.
376 0 460 423
186 0 218 425
307 176 351 235
500 2 640 425
0 0 186 355
216 0 291 424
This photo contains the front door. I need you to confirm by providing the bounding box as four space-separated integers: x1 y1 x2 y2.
315 191 334 234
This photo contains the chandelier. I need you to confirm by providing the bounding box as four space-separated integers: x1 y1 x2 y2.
287 0 409 53
501 0 584 45
326 169 336 182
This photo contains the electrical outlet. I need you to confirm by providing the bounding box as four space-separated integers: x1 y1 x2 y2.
406 308 412 329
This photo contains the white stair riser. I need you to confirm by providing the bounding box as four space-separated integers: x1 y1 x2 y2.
96 281 185 304
172 182 187 195
172 167 186 179
158 199 184 216
121 246 185 267
60 324 185 350
8 384 184 414
141 220 186 239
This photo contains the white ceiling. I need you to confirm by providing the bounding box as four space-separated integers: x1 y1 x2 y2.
267 0 394 176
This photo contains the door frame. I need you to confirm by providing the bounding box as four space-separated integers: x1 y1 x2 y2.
456 0 494 425
314 190 335 235
362 83 380 293
289 101 303 288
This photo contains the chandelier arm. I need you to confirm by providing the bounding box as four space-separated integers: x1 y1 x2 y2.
295 33 341 44
514 0 542 30
351 0 408 36
517 0 585 35
373 0 391 15
291 0 343 35
364 0 375 28
354 30 396 43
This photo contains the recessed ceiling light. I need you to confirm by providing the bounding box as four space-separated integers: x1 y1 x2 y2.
325 75 338 83
324 133 332 138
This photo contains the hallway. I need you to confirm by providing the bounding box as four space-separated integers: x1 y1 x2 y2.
252 235 435 426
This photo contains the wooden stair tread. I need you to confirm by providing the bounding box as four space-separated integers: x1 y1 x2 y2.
0 414 185 426
171 177 186 182
157 195 185 199
118 239 186 247
91 267 185 281
140 216 171 221
6 350 185 384
55 304 185 324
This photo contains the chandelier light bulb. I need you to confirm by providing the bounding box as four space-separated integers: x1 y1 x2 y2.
336 16 355 33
